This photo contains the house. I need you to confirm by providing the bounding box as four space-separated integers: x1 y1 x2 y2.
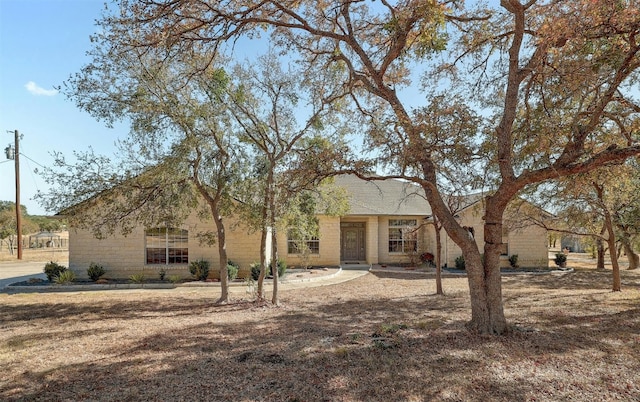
67 175 549 279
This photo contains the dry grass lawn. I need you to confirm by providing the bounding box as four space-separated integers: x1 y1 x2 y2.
1 255 640 401
0 247 69 263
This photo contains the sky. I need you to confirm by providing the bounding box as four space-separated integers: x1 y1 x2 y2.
0 0 499 217
0 0 123 216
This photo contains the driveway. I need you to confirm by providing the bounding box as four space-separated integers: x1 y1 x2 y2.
0 261 47 289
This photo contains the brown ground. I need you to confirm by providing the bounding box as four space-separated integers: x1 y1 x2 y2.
0 247 69 263
1 254 640 401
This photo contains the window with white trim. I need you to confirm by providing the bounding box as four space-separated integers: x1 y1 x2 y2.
287 229 320 255
388 219 418 253
145 227 188 264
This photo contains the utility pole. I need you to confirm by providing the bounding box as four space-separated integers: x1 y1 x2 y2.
5 130 22 260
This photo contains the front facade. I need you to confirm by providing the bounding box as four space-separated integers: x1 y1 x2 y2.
68 175 549 279
281 175 435 267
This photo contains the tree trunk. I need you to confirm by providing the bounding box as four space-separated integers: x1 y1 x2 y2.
258 223 268 300
461 195 508 335
460 228 507 334
596 237 606 271
595 183 621 291
605 221 622 291
421 181 508 335
214 211 230 303
266 167 279 306
257 200 269 300
434 218 443 295
621 235 639 270
474 205 508 335
200 194 229 303
271 231 279 306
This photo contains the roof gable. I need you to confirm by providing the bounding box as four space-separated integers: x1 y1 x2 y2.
334 175 431 216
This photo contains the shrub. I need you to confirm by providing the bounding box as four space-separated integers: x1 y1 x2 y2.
168 274 181 284
158 268 166 281
129 273 145 283
250 262 261 281
554 253 567 267
227 262 239 281
420 252 435 265
508 254 519 268
189 259 210 281
454 255 465 270
248 260 286 280
44 261 67 282
87 262 106 281
54 270 76 285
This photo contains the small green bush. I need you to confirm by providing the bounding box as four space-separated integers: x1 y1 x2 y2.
168 274 181 284
158 268 166 281
87 262 106 281
227 263 239 281
454 255 465 270
44 261 67 282
250 262 261 281
189 259 210 281
54 270 76 285
129 273 145 283
508 254 519 268
248 260 286 280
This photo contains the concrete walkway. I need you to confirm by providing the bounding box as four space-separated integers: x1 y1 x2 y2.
0 261 47 289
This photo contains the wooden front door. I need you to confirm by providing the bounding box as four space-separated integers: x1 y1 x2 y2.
341 223 365 262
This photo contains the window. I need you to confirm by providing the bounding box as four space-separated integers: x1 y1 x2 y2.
388 219 418 253
145 227 188 264
287 229 320 255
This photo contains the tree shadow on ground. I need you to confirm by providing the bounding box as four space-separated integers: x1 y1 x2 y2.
503 268 640 291
2 272 640 401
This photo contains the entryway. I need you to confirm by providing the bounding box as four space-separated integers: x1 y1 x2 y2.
340 222 366 263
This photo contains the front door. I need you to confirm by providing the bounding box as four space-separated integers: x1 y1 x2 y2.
341 223 366 262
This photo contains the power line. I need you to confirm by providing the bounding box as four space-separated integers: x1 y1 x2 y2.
19 152 46 169
21 154 41 193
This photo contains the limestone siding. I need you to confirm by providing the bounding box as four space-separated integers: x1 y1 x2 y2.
428 203 549 269
279 215 341 267
69 214 265 280
504 224 548 268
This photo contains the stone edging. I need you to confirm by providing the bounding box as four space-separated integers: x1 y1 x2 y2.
4 268 344 291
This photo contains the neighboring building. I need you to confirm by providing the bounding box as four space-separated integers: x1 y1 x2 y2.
67 175 549 279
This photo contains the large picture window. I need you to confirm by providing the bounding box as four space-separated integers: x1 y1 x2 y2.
287 229 320 255
145 227 188 264
388 219 418 253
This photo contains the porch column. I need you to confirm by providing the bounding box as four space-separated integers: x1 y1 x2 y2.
366 217 379 264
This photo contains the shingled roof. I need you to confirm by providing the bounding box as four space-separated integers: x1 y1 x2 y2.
334 175 432 216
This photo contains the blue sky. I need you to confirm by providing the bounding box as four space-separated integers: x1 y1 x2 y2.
0 0 122 215
0 0 497 216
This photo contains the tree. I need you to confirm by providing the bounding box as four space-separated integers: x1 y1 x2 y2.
92 0 640 334
225 53 345 304
611 162 640 270
533 163 640 290
40 24 245 303
0 202 38 253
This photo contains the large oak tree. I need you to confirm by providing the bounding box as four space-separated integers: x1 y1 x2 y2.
90 0 640 334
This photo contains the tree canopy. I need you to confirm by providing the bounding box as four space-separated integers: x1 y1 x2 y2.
45 0 640 334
